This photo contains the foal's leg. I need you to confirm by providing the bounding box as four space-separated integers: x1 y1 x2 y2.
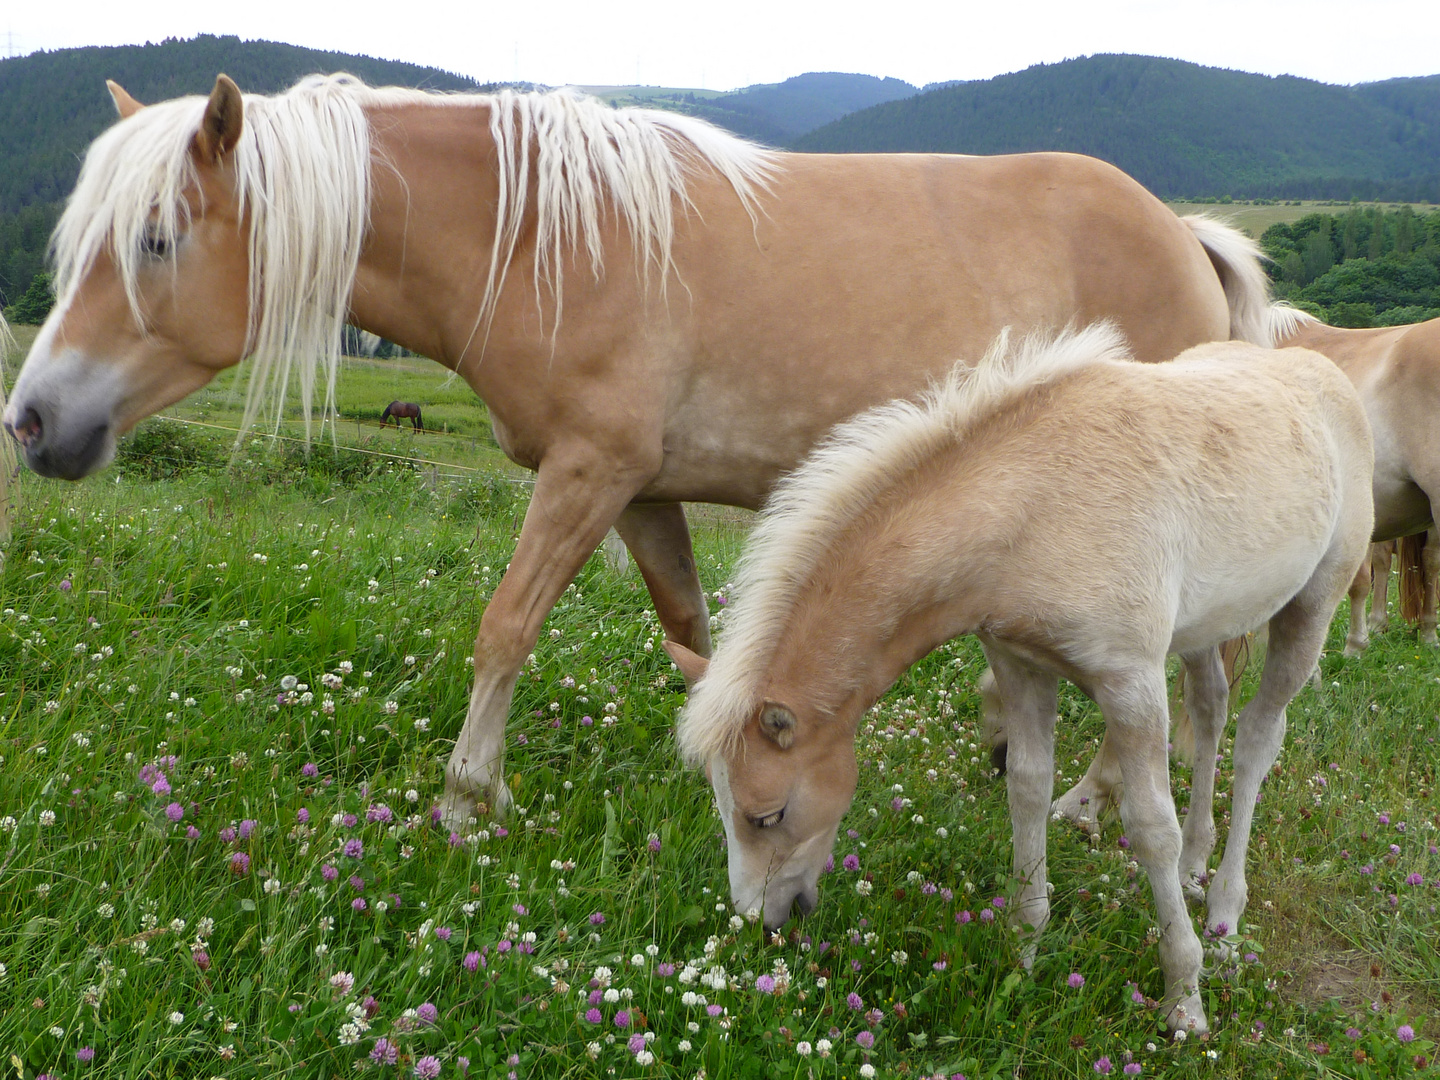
1095 667 1206 1033
612 502 714 665
982 645 1059 963
440 446 652 827
1343 552 1374 657
1176 648 1227 900
1205 592 1335 943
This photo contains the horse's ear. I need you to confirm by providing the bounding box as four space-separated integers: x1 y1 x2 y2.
194 73 244 162
663 640 709 684
759 701 797 750
106 80 145 119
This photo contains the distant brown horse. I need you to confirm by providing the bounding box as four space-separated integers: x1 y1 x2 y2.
3 73 1271 824
379 400 423 432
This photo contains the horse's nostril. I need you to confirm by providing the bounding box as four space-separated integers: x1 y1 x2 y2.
7 405 44 449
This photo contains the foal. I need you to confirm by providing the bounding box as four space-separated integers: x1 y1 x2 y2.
670 326 1373 1034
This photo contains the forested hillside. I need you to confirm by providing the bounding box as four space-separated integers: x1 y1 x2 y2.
0 36 480 308
799 55 1440 203
1262 205 1440 327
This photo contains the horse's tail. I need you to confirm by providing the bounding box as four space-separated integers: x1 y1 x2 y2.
1265 302 1320 346
1182 215 1274 346
1399 531 1430 625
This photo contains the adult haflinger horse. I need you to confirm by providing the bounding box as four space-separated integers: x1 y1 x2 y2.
379 400 424 432
2 72 1272 825
1267 307 1440 654
668 326 1374 1034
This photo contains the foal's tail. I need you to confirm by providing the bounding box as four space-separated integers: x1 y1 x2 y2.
1399 531 1431 624
1182 216 1275 346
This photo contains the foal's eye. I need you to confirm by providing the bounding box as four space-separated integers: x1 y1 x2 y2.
140 230 171 259
749 808 785 829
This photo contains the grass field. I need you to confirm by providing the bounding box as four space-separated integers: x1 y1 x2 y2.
1163 201 1438 239
0 341 1438 1079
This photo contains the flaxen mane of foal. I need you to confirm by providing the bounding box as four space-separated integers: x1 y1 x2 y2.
5 72 1272 827
670 325 1373 1036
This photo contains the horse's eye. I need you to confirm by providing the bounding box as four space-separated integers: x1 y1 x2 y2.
749 808 785 829
141 230 171 259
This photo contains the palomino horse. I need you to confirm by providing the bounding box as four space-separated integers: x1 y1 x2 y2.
0 314 14 539
2 73 1272 825
1267 308 1440 654
668 326 1373 1034
379 400 424 432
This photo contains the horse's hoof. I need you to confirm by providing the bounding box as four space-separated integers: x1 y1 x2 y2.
1164 993 1209 1037
1342 639 1365 658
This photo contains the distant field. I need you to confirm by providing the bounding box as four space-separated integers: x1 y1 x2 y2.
580 85 730 105
1165 200 1439 237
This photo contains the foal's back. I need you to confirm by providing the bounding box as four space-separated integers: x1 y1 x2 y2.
969 342 1372 657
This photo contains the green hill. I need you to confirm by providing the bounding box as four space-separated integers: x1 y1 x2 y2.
0 35 481 307
797 54 1440 202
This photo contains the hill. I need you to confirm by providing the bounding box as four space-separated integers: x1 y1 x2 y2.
0 35 481 307
584 72 919 146
797 54 1440 202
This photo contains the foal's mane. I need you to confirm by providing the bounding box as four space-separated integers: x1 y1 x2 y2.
51 74 776 438
676 323 1132 766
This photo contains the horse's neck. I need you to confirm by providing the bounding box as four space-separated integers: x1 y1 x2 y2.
348 99 519 369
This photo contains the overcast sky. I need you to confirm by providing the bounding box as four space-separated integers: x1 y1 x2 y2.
6 1 1439 92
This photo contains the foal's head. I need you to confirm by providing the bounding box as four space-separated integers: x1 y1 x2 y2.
4 77 253 478
668 642 858 929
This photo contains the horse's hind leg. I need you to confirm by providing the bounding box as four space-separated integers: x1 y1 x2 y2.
440 444 655 827
1420 525 1439 646
613 503 713 664
1369 541 1395 638
1343 550 1374 656
1176 648 1226 899
981 643 1059 964
1094 665 1205 1033
1051 730 1123 839
1206 588 1339 944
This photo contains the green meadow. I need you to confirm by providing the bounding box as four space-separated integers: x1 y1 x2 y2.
0 345 1436 1080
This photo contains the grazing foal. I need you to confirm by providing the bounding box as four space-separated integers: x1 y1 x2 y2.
671 326 1372 1034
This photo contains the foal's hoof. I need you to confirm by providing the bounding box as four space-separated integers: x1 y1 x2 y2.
437 779 513 831
1164 994 1209 1037
1182 871 1208 904
1051 791 1103 838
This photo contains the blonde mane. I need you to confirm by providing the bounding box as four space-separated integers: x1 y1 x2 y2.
676 322 1132 765
51 74 777 439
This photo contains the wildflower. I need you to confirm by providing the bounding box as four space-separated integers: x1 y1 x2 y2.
417 1002 438 1025
193 949 211 971
847 992 864 1010
76 1047 95 1063
589 911 606 925
857 1031 875 1049
238 819 257 839
230 852 251 875
371 1039 399 1065
1406 874 1424 886
1399 1026 1416 1043
843 854 861 871
585 1008 603 1024
40 809 57 826
165 802 184 822
816 1039 833 1057
956 909 972 924
168 1011 184 1025
615 1009 631 1027
797 1041 812 1057
330 971 355 996
648 834 662 853
860 1067 876 1080
464 951 481 972
1094 1057 1113 1075
352 898 367 912
343 839 364 858
755 974 776 993
186 826 201 840
301 762 319 778
1124 1066 1141 1076
1068 972 1085 989
414 1056 441 1079
979 908 994 923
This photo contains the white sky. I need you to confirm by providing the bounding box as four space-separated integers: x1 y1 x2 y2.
6 1 1439 92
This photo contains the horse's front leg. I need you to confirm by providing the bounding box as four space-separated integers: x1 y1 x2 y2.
439 445 653 827
1420 526 1439 646
613 502 713 667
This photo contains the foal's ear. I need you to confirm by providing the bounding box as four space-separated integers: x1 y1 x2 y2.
194 73 245 162
106 80 145 119
663 640 710 684
759 702 797 750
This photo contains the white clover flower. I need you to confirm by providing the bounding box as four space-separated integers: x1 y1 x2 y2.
382 701 399 716
97 903 115 918
263 878 282 895
859 1065 875 1079
168 1011 184 1025
645 943 659 957
586 1042 601 1060
635 1051 654 1065
603 988 620 1003
855 880 873 897
796 1041 812 1057
252 553 267 564
677 1040 692 1053
816 1038 832 1057
413 718 429 733
0 817 16 832
39 810 56 826
729 915 744 931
